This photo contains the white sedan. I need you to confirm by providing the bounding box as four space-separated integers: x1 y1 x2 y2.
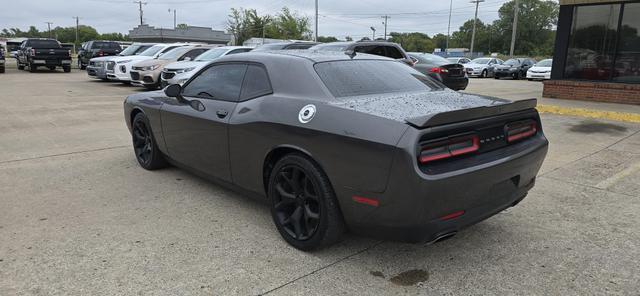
526 59 552 80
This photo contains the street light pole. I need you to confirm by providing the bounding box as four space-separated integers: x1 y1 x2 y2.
314 0 318 42
370 27 376 40
72 17 80 53
469 0 484 57
509 0 519 57
168 9 176 29
446 0 453 53
381 15 389 40
45 22 53 38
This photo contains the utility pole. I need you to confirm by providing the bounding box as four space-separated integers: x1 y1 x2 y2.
73 17 80 54
45 22 53 38
509 0 519 57
168 9 176 29
134 1 147 26
446 0 453 54
381 15 389 40
469 0 484 58
314 0 318 42
370 27 376 40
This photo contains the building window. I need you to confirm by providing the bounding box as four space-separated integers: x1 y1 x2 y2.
564 4 620 81
614 3 640 83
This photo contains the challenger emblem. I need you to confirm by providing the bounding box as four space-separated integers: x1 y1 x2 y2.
298 104 316 123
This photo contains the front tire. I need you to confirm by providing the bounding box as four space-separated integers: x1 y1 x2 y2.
131 113 168 170
29 63 36 73
480 69 487 78
63 66 71 73
268 154 345 251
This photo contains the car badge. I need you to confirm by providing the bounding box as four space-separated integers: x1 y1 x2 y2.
298 104 316 123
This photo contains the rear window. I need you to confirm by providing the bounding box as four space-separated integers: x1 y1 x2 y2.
92 42 121 49
411 53 450 65
253 43 286 51
315 60 440 98
28 40 61 48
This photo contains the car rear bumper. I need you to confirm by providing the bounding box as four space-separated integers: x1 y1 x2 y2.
442 76 469 90
495 70 518 77
31 58 72 66
338 133 548 244
527 72 550 80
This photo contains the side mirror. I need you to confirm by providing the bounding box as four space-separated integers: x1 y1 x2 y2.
164 84 182 97
182 56 192 61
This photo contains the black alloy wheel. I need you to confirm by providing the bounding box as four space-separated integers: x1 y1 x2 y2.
131 113 167 170
269 154 345 250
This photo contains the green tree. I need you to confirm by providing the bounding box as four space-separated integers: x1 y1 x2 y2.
491 0 558 55
227 7 311 45
388 32 434 52
176 23 189 29
317 36 338 42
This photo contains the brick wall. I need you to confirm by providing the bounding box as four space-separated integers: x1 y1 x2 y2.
543 80 640 105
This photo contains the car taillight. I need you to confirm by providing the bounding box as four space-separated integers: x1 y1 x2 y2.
98 50 104 56
30 49 36 56
506 120 538 143
419 134 479 164
430 67 448 74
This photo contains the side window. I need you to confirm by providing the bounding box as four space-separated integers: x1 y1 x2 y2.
240 65 272 101
228 48 251 55
182 64 248 102
180 48 207 61
355 45 386 57
158 46 179 56
385 46 404 59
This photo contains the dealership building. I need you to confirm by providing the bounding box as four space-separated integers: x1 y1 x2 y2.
128 24 231 45
544 0 640 104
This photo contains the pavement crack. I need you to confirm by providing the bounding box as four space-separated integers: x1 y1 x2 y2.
0 145 129 165
539 175 638 198
259 240 384 295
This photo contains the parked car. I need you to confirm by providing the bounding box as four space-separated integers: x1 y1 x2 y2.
124 50 548 250
464 57 504 78
130 45 213 90
106 43 189 83
310 41 415 66
161 46 253 87
494 58 536 80
86 43 155 80
446 57 471 64
16 38 72 72
77 41 123 70
408 52 468 90
0 47 5 73
526 59 553 80
252 41 318 51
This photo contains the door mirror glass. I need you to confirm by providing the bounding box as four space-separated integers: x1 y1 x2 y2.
165 84 182 97
182 56 192 62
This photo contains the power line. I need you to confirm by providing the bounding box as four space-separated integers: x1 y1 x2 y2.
133 1 147 26
381 15 389 40
509 0 519 56
45 22 53 38
469 0 485 56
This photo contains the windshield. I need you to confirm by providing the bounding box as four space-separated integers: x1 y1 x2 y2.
315 60 440 98
28 40 61 49
471 58 491 64
159 47 192 60
253 43 287 51
411 53 450 65
446 58 460 63
138 45 164 57
195 48 228 61
504 59 521 66
119 45 141 56
536 59 553 67
92 42 120 49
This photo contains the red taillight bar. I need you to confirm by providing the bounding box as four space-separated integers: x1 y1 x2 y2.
506 121 537 142
440 210 465 221
419 135 479 164
430 67 449 74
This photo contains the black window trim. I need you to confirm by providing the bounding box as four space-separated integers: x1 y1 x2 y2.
180 61 272 102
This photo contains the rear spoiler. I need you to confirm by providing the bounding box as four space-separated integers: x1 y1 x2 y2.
405 98 537 128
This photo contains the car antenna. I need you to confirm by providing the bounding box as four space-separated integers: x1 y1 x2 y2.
344 49 356 59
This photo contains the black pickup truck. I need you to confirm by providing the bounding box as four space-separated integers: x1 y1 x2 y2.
16 38 72 72
77 40 122 69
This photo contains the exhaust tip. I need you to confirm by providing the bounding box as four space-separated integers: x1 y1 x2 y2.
426 231 458 245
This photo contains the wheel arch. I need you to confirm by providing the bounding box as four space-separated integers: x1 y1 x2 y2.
129 107 145 126
262 145 327 196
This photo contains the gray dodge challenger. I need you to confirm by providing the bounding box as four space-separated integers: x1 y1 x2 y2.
124 51 548 250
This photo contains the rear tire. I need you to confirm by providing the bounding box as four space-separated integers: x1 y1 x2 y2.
63 66 71 73
17 61 24 70
29 63 36 73
48 66 56 71
494 76 500 79
0 67 5 73
131 113 168 170
268 153 346 251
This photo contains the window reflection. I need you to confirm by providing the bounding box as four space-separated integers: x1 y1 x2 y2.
614 3 640 83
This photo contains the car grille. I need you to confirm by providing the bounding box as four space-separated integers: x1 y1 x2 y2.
162 71 176 79
106 61 115 71
130 72 140 81
132 66 144 71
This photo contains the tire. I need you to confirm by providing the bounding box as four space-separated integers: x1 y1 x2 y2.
0 66 5 73
63 66 71 73
17 61 24 70
480 69 487 78
48 66 56 71
268 153 346 251
527 78 533 81
494 76 500 79
29 63 36 73
131 113 168 170
78 59 86 70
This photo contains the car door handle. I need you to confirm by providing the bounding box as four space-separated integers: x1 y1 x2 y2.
216 110 228 118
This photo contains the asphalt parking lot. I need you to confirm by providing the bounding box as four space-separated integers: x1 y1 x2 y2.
1 69 639 295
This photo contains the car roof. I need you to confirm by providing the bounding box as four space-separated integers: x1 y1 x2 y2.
220 50 393 64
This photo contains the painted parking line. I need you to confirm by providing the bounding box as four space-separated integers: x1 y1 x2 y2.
537 105 640 124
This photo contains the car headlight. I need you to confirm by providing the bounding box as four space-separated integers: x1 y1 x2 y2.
117 60 132 64
176 67 196 74
142 64 161 71
473 67 481 70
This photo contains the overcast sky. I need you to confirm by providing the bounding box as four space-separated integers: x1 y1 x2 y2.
0 0 522 40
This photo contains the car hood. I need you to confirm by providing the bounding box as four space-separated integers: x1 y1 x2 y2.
90 56 114 62
529 66 551 71
329 90 510 123
496 64 518 69
465 63 488 68
133 58 171 67
164 60 208 70
110 55 152 63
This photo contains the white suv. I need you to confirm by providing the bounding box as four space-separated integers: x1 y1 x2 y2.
106 43 191 83
160 46 253 87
